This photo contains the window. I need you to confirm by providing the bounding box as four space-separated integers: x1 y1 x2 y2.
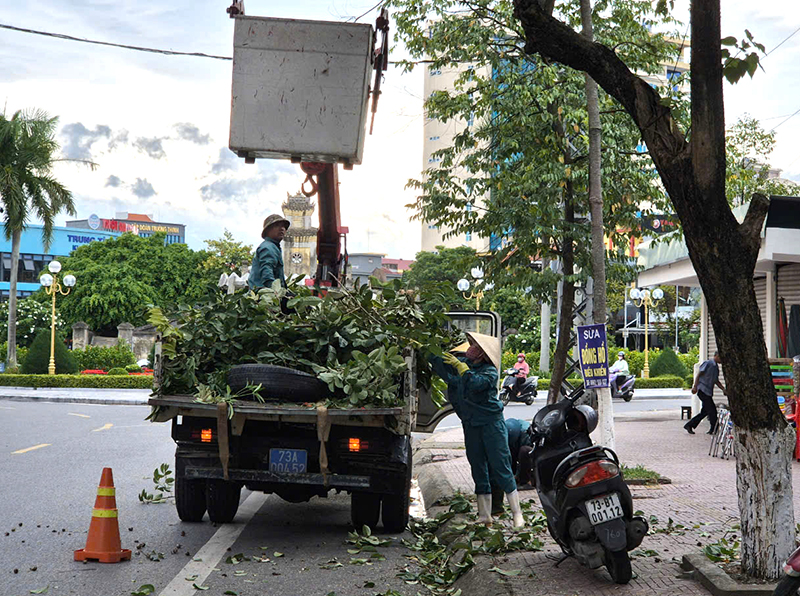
466 232 472 242
428 225 438 230
666 69 682 92
428 136 440 141
428 157 441 163
466 204 473 212
429 69 442 76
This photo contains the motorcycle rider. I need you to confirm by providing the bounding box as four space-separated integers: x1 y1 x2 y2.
511 353 530 397
609 351 630 391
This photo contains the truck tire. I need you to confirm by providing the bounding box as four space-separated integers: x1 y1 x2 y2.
382 456 412 533
351 492 381 532
228 364 330 402
206 480 241 523
175 476 207 522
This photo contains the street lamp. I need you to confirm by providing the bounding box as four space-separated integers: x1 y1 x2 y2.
40 261 76 375
630 287 664 378
457 267 486 310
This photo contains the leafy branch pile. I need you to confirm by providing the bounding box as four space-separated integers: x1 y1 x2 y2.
150 278 462 408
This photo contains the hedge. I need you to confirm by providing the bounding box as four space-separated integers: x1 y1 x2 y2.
535 375 685 390
0 374 153 389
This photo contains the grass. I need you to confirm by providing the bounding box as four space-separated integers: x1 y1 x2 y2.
621 464 662 481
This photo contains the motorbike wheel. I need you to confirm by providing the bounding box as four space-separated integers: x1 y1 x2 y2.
773 576 800 596
525 396 534 406
623 392 633 402
605 549 632 584
500 390 510 406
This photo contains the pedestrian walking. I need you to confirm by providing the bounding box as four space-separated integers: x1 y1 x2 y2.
685 351 726 435
429 333 525 527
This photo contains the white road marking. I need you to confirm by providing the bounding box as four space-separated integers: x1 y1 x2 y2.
91 423 114 432
12 443 51 454
0 405 15 410
158 492 269 596
68 413 91 418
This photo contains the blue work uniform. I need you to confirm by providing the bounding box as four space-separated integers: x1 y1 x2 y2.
248 238 286 290
505 418 531 472
429 355 517 495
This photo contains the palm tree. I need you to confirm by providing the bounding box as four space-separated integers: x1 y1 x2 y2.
0 110 76 368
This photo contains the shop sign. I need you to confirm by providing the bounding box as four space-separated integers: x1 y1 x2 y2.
640 214 679 235
577 323 609 389
101 219 139 234
88 214 100 230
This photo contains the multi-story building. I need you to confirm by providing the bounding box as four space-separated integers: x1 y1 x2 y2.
348 253 415 285
0 224 121 299
66 212 186 245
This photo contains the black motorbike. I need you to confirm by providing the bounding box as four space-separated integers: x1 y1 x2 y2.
499 368 538 406
525 389 648 584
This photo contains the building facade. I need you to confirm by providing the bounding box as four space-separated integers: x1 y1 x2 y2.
348 253 414 285
281 192 318 279
67 212 185 245
0 224 121 299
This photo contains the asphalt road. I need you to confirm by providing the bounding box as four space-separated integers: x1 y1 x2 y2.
0 401 418 596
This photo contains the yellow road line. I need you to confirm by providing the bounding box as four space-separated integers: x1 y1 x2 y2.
12 443 51 454
91 423 114 432
68 413 91 418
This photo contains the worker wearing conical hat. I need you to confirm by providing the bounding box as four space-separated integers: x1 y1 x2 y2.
249 214 290 291
429 332 525 528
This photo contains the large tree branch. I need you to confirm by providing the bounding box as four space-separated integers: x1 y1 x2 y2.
740 193 770 261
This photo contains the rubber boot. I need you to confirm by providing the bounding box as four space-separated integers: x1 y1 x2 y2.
491 487 505 516
506 490 525 528
476 494 493 525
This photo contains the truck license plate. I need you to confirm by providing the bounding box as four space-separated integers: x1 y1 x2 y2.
269 448 307 474
586 493 623 525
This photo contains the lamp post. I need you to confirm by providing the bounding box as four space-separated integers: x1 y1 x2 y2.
39 260 76 375
630 287 664 378
457 267 487 310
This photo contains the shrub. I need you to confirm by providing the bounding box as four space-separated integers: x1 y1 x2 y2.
678 348 700 373
0 298 67 348
72 342 137 372
0 343 29 369
0 374 153 389
501 350 540 371
650 348 688 378
107 367 128 376
21 330 78 374
125 364 143 373
634 375 685 389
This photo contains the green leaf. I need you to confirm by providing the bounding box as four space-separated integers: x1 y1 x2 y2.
192 584 210 591
720 36 738 46
30 589 49 595
488 567 521 576
130 587 154 596
224 592 239 595
273 552 284 557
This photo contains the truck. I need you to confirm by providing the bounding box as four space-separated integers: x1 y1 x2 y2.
147 311 501 532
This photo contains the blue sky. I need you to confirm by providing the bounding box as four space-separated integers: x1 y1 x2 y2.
0 0 798 258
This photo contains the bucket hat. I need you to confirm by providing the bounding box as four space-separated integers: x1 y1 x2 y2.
261 214 291 238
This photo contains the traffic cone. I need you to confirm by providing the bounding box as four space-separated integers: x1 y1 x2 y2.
74 467 131 563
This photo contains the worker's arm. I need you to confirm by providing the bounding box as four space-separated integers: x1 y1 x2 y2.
254 245 278 288
429 355 460 385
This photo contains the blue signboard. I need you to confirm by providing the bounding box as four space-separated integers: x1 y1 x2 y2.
577 324 609 389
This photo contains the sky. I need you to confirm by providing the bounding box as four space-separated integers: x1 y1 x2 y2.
1 0 799 258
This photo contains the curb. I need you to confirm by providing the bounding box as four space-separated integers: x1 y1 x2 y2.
0 394 149 406
414 447 462 510
682 554 777 596
626 477 673 485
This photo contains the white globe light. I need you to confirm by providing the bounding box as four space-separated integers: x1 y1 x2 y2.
471 267 484 279
457 278 470 292
629 288 641 300
40 273 53 287
48 260 62 274
652 288 665 300
642 289 651 299
484 282 495 291
63 274 76 287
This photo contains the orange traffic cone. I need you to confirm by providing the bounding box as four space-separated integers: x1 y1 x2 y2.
74 467 131 563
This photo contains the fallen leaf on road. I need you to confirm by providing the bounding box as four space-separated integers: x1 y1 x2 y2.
184 575 198 581
273 552 284 557
30 588 49 595
130 586 154 596
224 592 238 595
363 581 375 588
192 584 209 591
488 567 521 576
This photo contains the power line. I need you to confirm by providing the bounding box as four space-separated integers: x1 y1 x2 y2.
766 24 800 57
770 106 800 132
0 22 232 61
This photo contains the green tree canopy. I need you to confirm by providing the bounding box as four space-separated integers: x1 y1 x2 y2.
402 245 478 309
54 233 209 334
201 229 254 279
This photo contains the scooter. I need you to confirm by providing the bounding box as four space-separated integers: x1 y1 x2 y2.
609 372 635 402
525 388 648 584
773 545 800 595
499 368 538 406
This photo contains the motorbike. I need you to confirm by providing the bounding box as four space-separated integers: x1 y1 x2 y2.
773 545 800 595
609 371 635 402
499 368 538 406
525 388 648 584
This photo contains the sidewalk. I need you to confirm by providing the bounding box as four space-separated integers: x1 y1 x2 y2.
415 411 800 595
0 386 151 405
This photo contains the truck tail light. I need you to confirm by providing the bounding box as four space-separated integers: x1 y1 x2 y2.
348 437 370 452
565 460 619 488
200 429 213 443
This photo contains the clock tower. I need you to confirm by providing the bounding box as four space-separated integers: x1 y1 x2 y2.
281 191 318 279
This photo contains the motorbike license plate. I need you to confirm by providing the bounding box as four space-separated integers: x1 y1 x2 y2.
269 448 307 474
586 493 623 525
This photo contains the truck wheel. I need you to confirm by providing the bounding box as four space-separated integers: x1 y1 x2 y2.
351 492 381 532
228 364 330 402
206 480 241 523
175 476 207 522
382 456 412 533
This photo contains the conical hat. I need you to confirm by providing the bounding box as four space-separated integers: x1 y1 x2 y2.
465 332 501 371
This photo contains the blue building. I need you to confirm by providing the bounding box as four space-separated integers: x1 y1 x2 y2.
0 224 121 299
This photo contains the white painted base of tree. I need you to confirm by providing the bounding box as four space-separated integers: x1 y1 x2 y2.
597 387 615 451
735 424 796 580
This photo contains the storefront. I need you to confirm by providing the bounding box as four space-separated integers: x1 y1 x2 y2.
0 224 120 299
67 212 185 245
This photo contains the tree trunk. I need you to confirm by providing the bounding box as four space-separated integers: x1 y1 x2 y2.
512 0 794 578
548 185 575 404
580 0 614 450
539 258 552 374
6 229 20 369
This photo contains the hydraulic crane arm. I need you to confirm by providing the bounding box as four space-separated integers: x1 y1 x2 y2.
300 162 347 287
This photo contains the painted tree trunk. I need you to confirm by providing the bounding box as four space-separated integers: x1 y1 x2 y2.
548 187 575 404
735 425 795 580
6 229 21 369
